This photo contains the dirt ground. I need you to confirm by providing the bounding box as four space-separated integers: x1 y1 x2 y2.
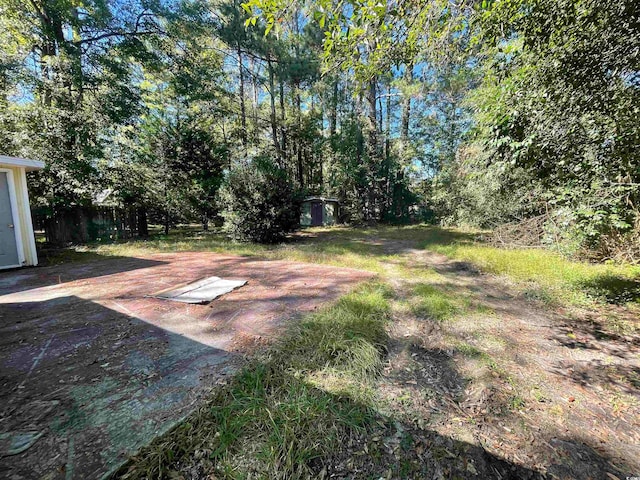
2 235 639 480
0 253 372 479
359 244 640 479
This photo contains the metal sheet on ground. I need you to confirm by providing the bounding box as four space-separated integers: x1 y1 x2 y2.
152 276 247 304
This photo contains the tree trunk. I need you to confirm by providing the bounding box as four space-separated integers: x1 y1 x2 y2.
365 75 379 222
250 57 259 142
329 78 338 137
237 45 247 149
267 57 281 162
137 207 149 237
385 83 392 217
401 64 413 142
397 63 413 219
279 77 287 157
296 83 303 187
386 83 391 161
366 76 380 160
297 149 304 187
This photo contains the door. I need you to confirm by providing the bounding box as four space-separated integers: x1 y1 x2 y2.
0 172 20 268
311 202 323 226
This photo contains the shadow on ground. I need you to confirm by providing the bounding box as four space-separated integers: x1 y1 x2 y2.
577 274 640 305
113 366 547 480
113 345 631 480
0 296 235 480
0 256 167 296
378 333 634 479
0 252 374 479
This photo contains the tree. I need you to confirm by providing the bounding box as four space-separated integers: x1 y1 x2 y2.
468 0 640 249
0 0 163 243
219 157 301 243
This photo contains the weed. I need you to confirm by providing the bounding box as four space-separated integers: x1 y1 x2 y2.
455 342 488 360
530 386 549 403
410 284 460 321
508 394 526 411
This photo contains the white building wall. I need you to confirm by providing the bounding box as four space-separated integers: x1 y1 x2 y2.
0 164 39 266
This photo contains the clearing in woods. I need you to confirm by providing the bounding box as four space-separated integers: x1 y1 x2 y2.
39 226 640 478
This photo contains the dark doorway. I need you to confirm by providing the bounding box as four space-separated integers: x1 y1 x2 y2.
311 202 323 226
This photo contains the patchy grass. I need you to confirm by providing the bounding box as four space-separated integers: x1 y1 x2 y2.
43 224 639 308
116 282 391 479
68 224 637 478
428 237 640 307
410 284 460 321
409 283 494 322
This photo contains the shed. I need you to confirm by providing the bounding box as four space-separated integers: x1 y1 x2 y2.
0 155 44 269
300 197 339 227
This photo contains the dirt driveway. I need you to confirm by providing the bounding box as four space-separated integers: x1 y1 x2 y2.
0 253 372 479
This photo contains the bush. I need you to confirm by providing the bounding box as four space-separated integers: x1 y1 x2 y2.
219 157 301 243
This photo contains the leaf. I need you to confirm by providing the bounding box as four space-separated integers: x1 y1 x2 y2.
264 19 274 35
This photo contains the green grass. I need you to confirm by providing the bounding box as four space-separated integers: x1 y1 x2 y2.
116 282 392 479
408 282 495 322
430 242 640 306
410 283 460 321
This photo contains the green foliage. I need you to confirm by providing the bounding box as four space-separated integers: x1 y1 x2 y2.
465 0 640 249
0 0 160 196
430 145 544 228
219 157 302 243
2 0 637 259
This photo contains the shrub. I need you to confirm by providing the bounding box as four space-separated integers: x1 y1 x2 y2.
219 157 301 243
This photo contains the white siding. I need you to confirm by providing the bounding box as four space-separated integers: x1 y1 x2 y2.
0 164 38 266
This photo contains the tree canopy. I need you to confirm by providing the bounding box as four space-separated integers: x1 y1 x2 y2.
0 0 638 258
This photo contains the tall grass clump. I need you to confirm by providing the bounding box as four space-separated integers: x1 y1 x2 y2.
115 282 392 480
410 283 460 321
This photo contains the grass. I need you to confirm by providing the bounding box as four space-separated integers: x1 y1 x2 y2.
40 223 640 308
410 283 460 321
427 237 640 307
44 223 639 308
116 282 392 479
55 224 637 477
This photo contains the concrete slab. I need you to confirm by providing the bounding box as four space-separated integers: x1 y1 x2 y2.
0 253 373 479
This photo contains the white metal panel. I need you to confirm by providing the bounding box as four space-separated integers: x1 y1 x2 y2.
152 276 247 304
0 169 25 269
